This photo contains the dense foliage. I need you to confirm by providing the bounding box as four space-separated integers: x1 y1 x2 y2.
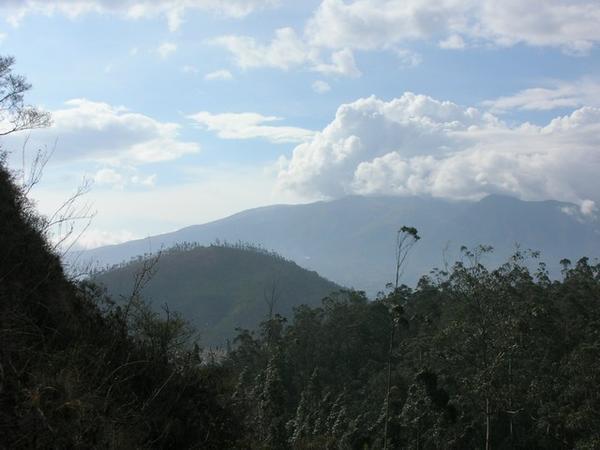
227 248 600 449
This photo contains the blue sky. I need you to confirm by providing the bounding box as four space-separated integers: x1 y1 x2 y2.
1 0 599 249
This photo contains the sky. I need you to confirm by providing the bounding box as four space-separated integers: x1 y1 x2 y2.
0 0 599 249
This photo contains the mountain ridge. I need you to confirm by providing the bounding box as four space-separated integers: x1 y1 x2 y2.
78 194 600 294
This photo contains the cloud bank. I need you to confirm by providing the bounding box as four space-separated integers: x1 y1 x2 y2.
307 0 600 54
6 99 199 165
211 0 600 78
277 92 600 213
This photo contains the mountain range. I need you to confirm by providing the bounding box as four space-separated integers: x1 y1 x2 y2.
79 195 600 295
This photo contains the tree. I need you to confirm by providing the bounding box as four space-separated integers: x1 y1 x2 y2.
0 56 50 137
383 226 420 449
0 55 96 261
257 353 288 449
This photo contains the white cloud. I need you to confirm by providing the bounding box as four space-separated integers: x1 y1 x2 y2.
312 80 331 94
211 28 313 71
580 199 597 216
212 28 361 77
204 69 233 80
157 42 177 59
277 92 600 211
5 99 199 164
484 78 600 112
210 0 600 77
189 111 315 144
312 48 361 77
94 167 157 189
0 32 6 44
2 0 278 31
306 0 452 50
305 0 600 54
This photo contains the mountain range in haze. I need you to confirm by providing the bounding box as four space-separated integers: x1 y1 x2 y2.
78 195 600 295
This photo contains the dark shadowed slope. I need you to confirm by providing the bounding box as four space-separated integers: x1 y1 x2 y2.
93 244 340 346
80 195 600 295
0 162 239 448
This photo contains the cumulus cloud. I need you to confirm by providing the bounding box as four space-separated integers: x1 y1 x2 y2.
204 69 233 80
189 111 315 144
277 92 600 211
6 99 199 164
484 78 600 112
305 0 600 54
1 0 278 31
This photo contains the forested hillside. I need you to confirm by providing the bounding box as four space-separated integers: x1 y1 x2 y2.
93 243 340 346
226 249 600 449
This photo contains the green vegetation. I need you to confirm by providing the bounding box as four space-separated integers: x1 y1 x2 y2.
93 243 340 346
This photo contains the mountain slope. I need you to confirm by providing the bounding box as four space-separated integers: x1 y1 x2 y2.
93 244 340 346
81 195 600 295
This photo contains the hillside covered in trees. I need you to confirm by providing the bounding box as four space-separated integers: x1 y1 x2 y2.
226 250 600 449
93 243 340 346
